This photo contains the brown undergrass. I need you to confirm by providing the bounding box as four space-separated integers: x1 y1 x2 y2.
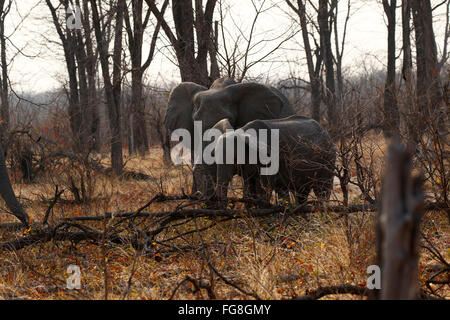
0 134 448 300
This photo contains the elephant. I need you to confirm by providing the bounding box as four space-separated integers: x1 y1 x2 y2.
164 77 295 197
211 115 336 206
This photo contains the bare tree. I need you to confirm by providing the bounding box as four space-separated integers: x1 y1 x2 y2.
401 0 415 140
285 0 322 122
332 0 351 112
46 0 99 152
411 0 443 124
89 0 125 175
215 0 295 82
145 0 219 87
124 0 168 156
402 0 413 84
318 0 337 134
382 0 400 137
0 0 11 147
0 0 29 227
80 0 100 151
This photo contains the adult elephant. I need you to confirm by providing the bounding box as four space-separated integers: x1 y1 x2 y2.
164 78 294 197
212 116 336 206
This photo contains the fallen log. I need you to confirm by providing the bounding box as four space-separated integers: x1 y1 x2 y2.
0 224 138 252
60 202 445 222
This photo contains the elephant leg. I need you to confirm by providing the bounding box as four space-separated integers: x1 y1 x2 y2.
243 174 270 208
241 165 268 208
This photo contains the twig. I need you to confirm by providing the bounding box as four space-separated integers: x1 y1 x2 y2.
169 276 216 300
42 186 65 225
208 262 261 300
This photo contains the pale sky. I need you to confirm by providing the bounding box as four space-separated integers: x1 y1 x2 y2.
4 0 449 93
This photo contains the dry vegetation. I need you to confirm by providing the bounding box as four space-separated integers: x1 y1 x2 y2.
0 0 446 302
0 132 448 300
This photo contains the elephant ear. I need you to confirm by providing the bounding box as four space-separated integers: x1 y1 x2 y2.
164 82 207 134
192 88 237 131
269 87 295 117
225 83 285 127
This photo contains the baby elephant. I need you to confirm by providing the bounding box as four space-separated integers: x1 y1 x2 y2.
214 115 336 206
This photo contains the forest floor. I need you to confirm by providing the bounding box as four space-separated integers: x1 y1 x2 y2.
0 133 448 300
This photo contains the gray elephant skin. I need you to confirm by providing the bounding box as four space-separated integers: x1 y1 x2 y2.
213 115 336 206
164 77 294 196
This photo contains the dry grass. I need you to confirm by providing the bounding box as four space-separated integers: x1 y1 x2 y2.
0 134 448 300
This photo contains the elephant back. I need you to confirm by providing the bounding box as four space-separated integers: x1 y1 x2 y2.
243 115 334 167
277 116 335 168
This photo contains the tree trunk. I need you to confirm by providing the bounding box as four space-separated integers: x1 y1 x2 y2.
146 0 218 87
66 31 83 149
81 0 100 151
74 30 91 148
209 20 220 81
0 131 29 227
0 0 9 150
402 0 413 84
333 0 350 115
377 142 422 299
402 0 414 140
90 0 124 175
318 0 336 134
411 0 443 124
383 0 399 137
130 68 149 155
292 0 322 122
46 0 95 152
126 0 149 155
